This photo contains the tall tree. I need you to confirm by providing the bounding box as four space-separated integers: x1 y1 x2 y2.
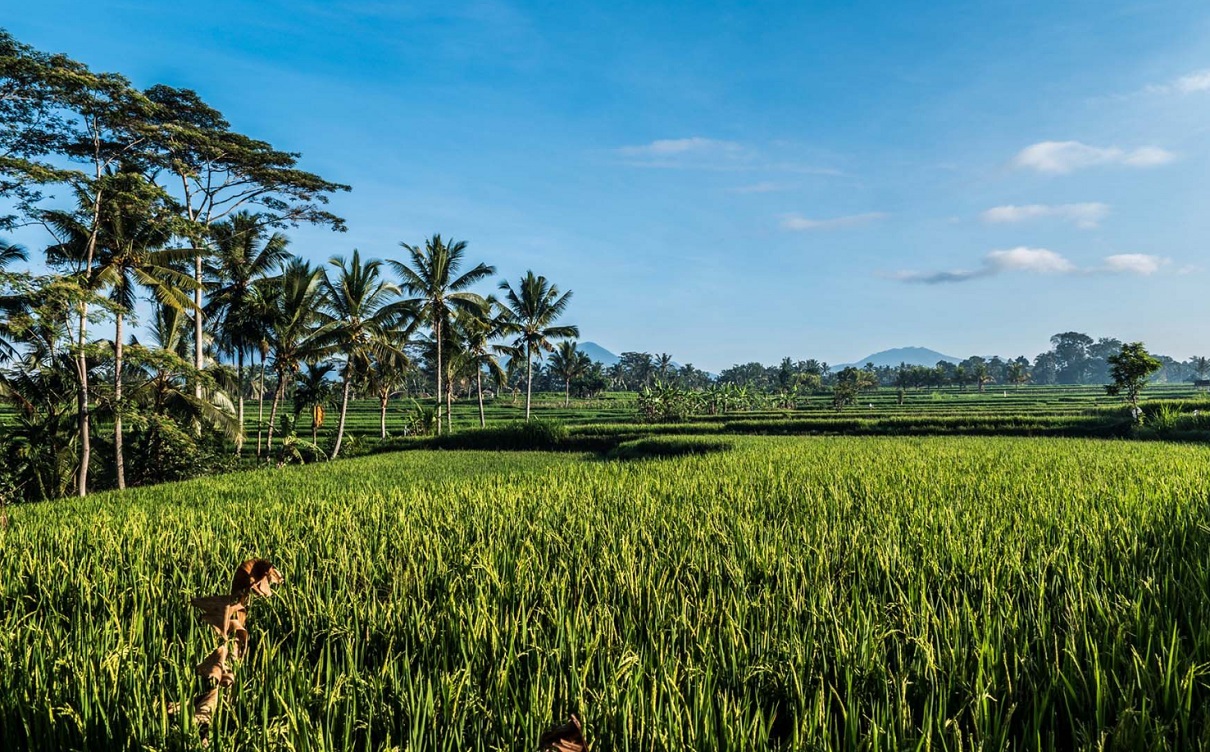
47 168 195 489
0 241 30 361
264 259 327 454
497 271 579 420
141 85 349 395
205 212 290 453
389 235 494 434
452 302 509 428
1106 342 1162 418
315 249 411 458
549 341 591 406
293 362 336 444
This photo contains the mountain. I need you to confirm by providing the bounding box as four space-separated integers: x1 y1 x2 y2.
833 346 960 371
578 341 621 366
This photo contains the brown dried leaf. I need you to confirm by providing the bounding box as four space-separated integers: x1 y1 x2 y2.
539 715 587 752
190 594 246 638
196 645 234 688
229 624 248 661
193 687 219 727
232 559 284 599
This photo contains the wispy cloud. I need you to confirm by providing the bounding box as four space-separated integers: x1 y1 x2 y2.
1014 141 1175 174
729 181 792 194
1103 253 1165 275
613 137 842 175
781 212 887 231
980 202 1109 229
617 137 744 158
1146 69 1210 95
894 247 1168 284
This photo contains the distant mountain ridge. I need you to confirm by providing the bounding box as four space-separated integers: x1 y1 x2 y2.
833 346 960 371
578 341 621 366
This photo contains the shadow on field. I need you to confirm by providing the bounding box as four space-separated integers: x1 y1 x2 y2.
602 437 734 461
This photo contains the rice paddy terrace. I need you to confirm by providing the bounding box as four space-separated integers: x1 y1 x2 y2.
4 434 1210 750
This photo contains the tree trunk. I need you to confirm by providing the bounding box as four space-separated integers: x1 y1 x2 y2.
447 375 453 433
477 368 486 428
194 254 204 400
75 311 91 497
331 372 352 459
434 313 443 434
565 379 570 407
257 354 266 459
380 392 388 439
525 343 533 421
114 310 125 491
266 370 285 456
235 349 245 455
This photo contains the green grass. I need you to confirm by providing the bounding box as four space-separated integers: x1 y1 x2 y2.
5 436 1210 749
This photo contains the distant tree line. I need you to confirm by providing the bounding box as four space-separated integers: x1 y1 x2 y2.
578 332 1207 398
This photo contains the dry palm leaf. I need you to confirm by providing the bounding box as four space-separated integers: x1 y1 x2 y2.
193 687 220 739
189 594 246 638
231 559 284 600
538 715 587 752
196 645 234 688
229 621 249 661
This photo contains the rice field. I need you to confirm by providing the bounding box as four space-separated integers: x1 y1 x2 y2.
4 435 1210 750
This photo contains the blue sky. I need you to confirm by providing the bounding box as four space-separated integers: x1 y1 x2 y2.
6 0 1210 371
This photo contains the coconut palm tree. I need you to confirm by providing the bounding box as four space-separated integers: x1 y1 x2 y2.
92 221 194 491
204 212 290 454
361 351 412 439
0 241 29 362
496 271 579 420
655 352 674 381
452 300 509 427
45 175 196 490
389 235 494 434
265 259 327 454
549 341 591 406
293 362 336 444
315 249 413 458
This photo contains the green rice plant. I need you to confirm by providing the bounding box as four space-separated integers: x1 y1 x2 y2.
3 437 1210 749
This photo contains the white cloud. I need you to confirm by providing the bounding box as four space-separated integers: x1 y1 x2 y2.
895 248 1167 285
613 138 841 174
980 202 1110 229
616 137 744 157
1014 141 1175 174
1103 253 1167 275
985 247 1076 274
1146 69 1210 95
1174 70 1210 93
781 212 887 231
730 181 791 194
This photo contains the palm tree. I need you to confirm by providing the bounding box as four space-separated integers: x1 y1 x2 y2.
656 352 674 381
45 175 196 491
497 271 579 420
315 249 412 459
362 351 412 439
91 211 194 491
0 241 29 362
389 235 494 434
293 362 336 444
204 212 290 454
453 301 509 427
265 259 327 455
549 340 591 406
